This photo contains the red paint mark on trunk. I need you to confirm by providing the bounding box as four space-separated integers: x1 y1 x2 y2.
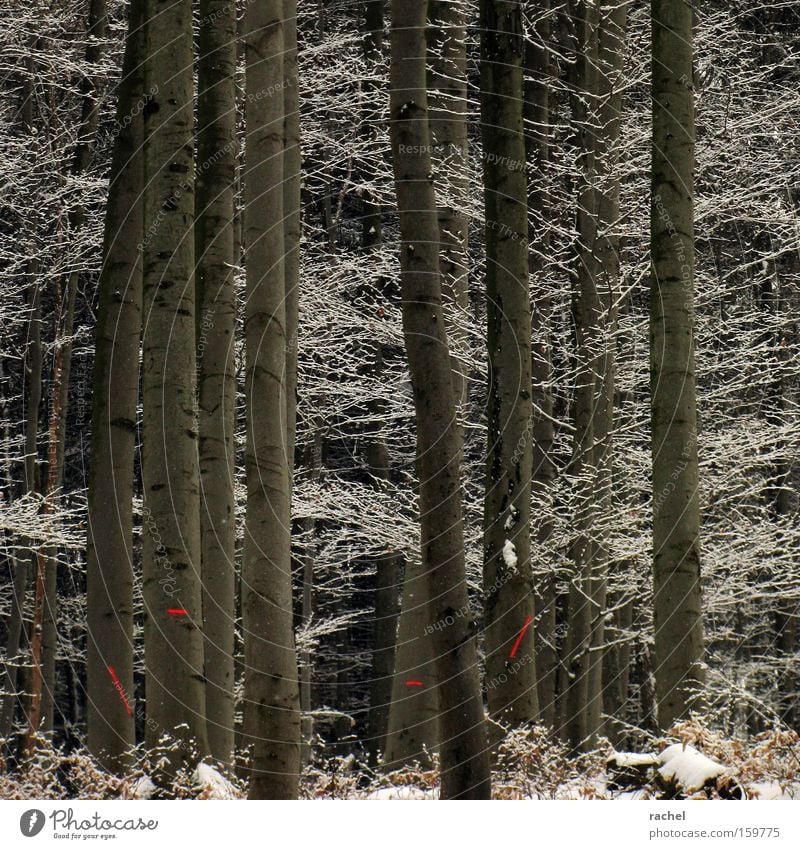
107 665 133 716
405 680 424 687
167 608 188 617
509 615 534 659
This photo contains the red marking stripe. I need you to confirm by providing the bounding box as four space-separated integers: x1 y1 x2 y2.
405 680 424 687
167 608 188 616
509 615 534 659
107 665 133 716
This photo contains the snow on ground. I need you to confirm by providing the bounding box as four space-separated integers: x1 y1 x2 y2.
129 776 156 799
615 789 651 800
748 782 800 800
364 786 438 800
194 763 240 799
556 782 605 799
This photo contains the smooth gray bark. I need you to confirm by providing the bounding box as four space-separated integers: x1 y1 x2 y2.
242 0 301 799
141 0 210 771
650 0 705 729
86 0 145 772
196 0 237 765
389 0 490 799
480 0 539 731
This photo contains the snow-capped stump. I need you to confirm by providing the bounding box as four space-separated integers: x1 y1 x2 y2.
607 751 659 792
657 743 742 799
193 763 240 799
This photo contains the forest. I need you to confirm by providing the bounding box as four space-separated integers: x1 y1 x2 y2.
0 0 798 802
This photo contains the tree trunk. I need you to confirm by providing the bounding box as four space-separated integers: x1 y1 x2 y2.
428 0 469 415
383 552 438 771
650 0 705 729
389 0 490 799
296 433 320 767
525 0 558 730
0 551 28 745
283 0 307 761
480 0 539 730
86 0 145 772
367 540 402 763
27 0 110 742
762 204 798 726
284 0 300 471
242 0 301 799
592 1 630 744
141 0 210 771
26 292 66 754
359 1 405 766
602 586 633 743
196 0 237 765
361 0 383 250
384 0 479 769
0 49 42 742
560 0 603 749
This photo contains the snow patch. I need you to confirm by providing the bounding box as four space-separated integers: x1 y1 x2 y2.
193 763 240 799
749 782 800 800
750 782 784 800
615 788 651 800
657 743 728 793
609 751 659 768
554 777 607 799
502 539 518 569
130 776 156 799
504 506 519 531
365 786 438 800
